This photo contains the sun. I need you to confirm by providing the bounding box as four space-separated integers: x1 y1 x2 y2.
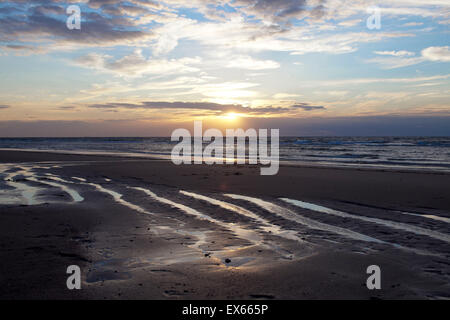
214 112 246 123
222 112 239 121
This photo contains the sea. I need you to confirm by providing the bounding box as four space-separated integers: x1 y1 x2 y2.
0 137 449 172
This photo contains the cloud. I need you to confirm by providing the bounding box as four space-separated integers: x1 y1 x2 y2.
86 100 326 115
226 55 280 70
366 56 424 69
369 50 418 68
0 105 10 109
298 0 449 22
421 46 450 62
338 19 362 27
101 3 151 16
157 14 414 56
368 46 450 69
313 90 348 97
57 106 77 110
73 50 202 76
89 101 244 112
0 0 426 77
402 22 424 27
0 2 154 51
0 0 447 57
0 44 45 55
232 0 324 24
273 93 301 99
0 0 448 124
374 50 415 57
300 74 450 86
291 103 325 111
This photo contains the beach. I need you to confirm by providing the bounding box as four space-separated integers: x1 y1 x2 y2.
0 150 449 299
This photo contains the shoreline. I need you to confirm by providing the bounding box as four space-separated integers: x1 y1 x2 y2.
1 148 449 175
1 149 450 211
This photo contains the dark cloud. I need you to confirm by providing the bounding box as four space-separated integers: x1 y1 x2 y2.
1 44 44 53
0 1 153 49
0 105 10 109
233 0 327 23
0 0 327 53
252 0 308 18
89 101 245 112
291 103 325 111
32 4 65 15
0 5 22 15
88 0 122 9
88 0 160 10
130 0 161 8
87 101 326 114
101 3 152 16
57 106 76 110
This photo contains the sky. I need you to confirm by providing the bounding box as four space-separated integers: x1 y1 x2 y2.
0 0 449 136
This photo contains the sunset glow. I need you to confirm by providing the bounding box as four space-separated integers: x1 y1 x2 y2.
0 1 448 136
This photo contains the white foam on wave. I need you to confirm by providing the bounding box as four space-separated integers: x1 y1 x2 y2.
281 198 450 244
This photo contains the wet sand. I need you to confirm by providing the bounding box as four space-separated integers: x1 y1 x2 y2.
0 150 449 299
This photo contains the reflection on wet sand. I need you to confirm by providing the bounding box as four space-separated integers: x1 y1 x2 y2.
225 194 384 244
180 190 305 243
1 162 449 275
136 187 263 247
281 198 450 244
0 164 84 205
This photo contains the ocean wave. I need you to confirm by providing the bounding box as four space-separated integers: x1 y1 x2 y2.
1 137 449 172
